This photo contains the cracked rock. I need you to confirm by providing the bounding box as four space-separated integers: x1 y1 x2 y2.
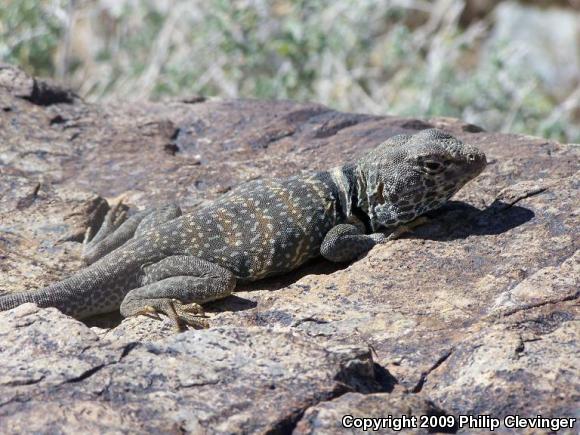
0 305 378 433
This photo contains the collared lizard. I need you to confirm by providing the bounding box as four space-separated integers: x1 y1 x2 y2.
0 129 486 328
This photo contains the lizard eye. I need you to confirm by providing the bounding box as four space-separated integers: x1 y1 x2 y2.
421 160 445 174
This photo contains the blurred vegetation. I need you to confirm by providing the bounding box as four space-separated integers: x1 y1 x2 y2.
0 0 578 142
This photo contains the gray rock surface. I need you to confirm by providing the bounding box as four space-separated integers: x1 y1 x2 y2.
0 304 379 434
0 64 578 433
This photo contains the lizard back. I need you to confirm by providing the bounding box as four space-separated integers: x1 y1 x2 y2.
150 172 345 281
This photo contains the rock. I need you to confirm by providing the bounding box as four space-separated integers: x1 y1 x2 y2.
0 304 381 433
424 316 579 419
0 63 77 106
0 64 577 432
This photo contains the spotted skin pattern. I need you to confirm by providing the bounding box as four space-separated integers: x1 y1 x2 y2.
0 129 486 327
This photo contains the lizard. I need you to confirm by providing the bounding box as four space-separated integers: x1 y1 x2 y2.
0 128 486 329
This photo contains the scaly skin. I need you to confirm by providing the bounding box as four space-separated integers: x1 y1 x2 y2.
0 129 486 328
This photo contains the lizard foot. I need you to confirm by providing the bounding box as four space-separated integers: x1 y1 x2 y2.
108 198 130 227
386 216 430 241
169 300 209 331
130 298 209 331
83 198 129 247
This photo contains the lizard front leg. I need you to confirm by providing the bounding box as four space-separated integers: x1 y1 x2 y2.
320 224 386 263
120 255 236 330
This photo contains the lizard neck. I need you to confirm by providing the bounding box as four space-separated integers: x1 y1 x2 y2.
329 164 372 232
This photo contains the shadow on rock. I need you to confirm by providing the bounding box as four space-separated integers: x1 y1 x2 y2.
415 200 535 241
204 294 258 313
237 257 344 294
373 363 398 393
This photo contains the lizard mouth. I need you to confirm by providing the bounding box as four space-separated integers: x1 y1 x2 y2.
464 147 487 176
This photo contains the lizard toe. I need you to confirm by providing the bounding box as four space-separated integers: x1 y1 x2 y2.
132 305 163 320
170 300 209 331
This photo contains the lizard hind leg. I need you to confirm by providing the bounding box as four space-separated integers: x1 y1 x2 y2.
82 203 182 265
133 203 182 237
83 199 130 248
120 256 236 331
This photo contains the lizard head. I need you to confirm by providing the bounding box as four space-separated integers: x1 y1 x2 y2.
355 128 487 230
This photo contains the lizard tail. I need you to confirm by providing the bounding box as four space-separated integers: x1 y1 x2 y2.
0 262 119 319
0 237 160 319
0 285 70 315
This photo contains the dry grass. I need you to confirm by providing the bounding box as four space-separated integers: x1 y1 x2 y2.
1 0 578 142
